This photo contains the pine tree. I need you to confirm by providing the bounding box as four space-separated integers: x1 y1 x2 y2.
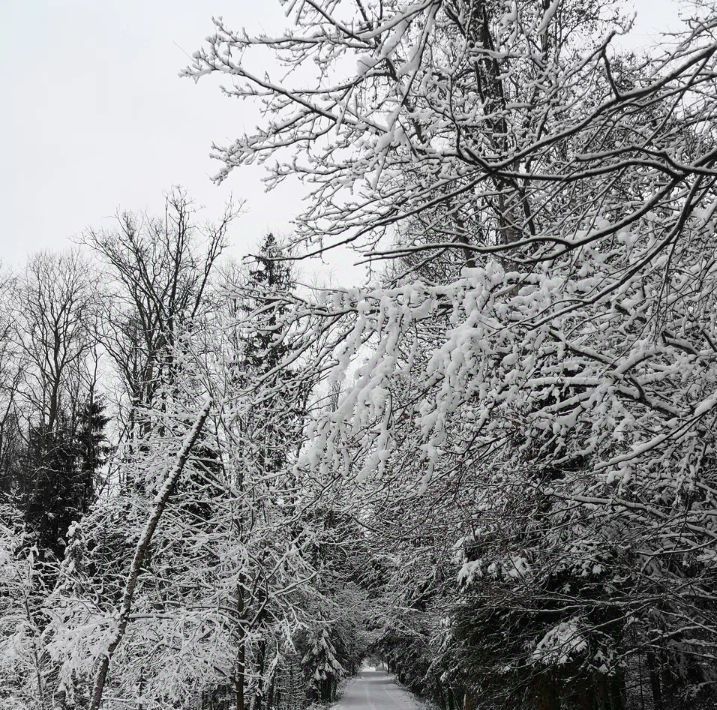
302 627 345 704
21 397 108 563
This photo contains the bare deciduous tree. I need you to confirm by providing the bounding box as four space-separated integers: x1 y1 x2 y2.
84 188 238 464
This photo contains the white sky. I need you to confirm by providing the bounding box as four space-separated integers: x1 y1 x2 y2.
0 0 684 281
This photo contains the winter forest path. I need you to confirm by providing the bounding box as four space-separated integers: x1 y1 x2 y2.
332 669 422 709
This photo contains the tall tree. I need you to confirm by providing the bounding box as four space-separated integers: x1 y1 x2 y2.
44 235 322 710
11 251 102 562
188 2 717 708
84 188 236 463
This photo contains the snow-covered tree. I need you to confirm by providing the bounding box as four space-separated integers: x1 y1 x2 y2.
302 627 344 704
188 2 717 707
0 502 49 709
83 188 236 467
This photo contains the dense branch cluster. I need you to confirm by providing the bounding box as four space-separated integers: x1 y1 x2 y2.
3 2 717 710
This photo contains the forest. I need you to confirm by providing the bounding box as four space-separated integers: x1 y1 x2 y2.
2 1 717 709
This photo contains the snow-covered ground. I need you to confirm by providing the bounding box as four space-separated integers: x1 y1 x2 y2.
332 669 421 709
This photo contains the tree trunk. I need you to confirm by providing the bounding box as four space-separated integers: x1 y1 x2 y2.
265 665 275 710
609 671 625 710
463 691 479 710
235 646 245 710
535 673 561 710
235 582 246 710
88 399 212 710
252 637 266 710
646 652 663 710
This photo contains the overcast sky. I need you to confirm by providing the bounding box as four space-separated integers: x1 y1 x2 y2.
0 0 684 279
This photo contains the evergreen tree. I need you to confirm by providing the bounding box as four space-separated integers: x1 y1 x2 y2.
21 398 108 562
302 627 345 704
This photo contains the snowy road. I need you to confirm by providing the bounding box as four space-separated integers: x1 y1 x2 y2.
332 669 421 710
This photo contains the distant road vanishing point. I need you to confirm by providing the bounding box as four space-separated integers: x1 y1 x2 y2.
332 669 422 710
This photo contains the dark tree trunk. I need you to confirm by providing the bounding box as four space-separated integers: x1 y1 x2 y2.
609 671 626 710
253 638 266 710
235 582 246 710
535 673 561 710
646 652 663 710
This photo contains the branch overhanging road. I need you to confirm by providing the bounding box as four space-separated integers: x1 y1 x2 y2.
333 669 422 710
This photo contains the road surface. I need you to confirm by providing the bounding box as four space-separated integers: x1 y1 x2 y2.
333 669 421 709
